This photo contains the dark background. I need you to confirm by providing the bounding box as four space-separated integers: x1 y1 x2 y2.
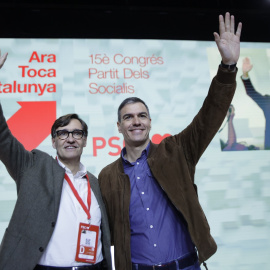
0 0 269 42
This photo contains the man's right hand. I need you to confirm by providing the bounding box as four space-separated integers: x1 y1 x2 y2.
0 50 8 69
242 57 253 78
227 104 235 121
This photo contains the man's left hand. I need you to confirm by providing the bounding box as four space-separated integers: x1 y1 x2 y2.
213 12 242 65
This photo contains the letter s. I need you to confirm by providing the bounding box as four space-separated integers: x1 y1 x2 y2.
108 136 122 156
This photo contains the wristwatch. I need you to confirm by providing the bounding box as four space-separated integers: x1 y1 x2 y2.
220 61 237 71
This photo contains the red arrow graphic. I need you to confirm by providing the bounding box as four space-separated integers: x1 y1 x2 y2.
7 101 56 151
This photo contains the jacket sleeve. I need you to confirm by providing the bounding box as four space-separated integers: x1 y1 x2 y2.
241 77 266 109
174 66 237 168
0 102 32 185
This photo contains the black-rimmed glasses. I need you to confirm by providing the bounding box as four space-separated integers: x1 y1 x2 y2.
55 129 84 140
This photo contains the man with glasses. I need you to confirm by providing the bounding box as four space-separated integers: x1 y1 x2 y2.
0 52 112 270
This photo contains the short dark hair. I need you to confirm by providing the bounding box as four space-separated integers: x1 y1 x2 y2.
117 97 150 122
51 114 88 138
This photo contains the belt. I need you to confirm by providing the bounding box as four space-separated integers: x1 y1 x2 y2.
34 261 103 270
132 252 198 270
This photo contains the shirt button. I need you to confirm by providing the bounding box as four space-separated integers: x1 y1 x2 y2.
146 208 150 211
137 162 139 165
39 247 44 252
150 225 153 229
137 177 140 179
141 192 144 195
154 244 157 247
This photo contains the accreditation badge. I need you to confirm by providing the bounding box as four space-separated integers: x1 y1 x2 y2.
75 222 99 263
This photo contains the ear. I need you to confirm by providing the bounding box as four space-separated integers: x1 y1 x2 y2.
117 121 122 133
52 137 56 149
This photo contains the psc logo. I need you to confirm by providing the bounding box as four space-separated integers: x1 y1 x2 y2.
92 133 171 156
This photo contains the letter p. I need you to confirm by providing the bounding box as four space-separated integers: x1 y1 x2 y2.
93 137 106 156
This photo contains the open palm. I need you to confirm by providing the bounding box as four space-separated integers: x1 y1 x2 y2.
214 13 242 65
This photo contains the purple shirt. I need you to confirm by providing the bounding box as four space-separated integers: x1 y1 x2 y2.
122 143 195 265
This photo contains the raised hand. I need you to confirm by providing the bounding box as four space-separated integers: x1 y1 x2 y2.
227 104 235 121
0 50 8 69
242 57 253 77
213 12 242 65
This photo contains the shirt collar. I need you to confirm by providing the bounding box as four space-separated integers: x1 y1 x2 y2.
56 156 87 178
121 142 151 164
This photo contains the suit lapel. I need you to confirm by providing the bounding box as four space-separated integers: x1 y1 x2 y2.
87 173 98 198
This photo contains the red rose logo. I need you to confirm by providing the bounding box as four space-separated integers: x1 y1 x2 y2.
151 134 171 144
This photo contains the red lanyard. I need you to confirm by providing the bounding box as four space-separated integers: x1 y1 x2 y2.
64 173 91 220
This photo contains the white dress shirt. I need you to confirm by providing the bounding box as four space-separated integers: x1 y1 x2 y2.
38 159 103 266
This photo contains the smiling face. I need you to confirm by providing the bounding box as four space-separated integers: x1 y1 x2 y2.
52 119 87 165
117 102 151 148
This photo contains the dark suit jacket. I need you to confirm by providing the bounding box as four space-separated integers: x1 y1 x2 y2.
0 104 112 270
